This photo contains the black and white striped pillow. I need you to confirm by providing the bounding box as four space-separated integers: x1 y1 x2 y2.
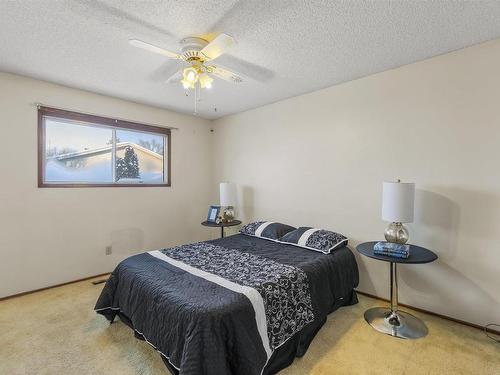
239 221 296 241
280 227 348 254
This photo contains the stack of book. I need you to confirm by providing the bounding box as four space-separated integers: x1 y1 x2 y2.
373 242 410 259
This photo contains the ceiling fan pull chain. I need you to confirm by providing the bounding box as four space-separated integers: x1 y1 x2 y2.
194 84 198 115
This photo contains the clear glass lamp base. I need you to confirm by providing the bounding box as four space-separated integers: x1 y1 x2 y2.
364 307 428 339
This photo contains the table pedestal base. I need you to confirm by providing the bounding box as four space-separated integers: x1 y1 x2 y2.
364 307 428 339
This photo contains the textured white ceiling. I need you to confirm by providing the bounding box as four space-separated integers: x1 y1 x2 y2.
2 1 500 119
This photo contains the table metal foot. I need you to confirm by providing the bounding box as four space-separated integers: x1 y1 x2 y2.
364 307 428 339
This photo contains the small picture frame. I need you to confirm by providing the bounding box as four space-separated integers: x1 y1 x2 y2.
207 205 221 223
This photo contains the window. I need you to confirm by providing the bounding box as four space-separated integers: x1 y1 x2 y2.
38 106 171 187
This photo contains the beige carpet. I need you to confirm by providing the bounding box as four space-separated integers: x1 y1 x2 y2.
1 276 499 375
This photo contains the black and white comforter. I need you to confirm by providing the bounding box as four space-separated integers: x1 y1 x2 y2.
95 234 359 375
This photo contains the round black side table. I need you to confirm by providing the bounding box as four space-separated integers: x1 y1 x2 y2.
356 241 438 339
201 220 242 238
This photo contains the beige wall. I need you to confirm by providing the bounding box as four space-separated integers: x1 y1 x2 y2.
212 39 500 326
0 72 213 298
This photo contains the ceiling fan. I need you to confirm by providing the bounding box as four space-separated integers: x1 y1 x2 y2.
129 33 243 91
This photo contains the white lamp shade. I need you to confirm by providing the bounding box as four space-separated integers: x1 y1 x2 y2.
220 182 237 207
382 182 415 223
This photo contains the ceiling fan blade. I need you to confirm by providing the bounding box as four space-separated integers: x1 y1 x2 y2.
166 70 182 83
129 39 181 59
209 65 243 83
149 60 185 82
200 33 235 61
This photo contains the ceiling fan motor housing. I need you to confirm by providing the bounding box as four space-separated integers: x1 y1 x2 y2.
180 37 209 62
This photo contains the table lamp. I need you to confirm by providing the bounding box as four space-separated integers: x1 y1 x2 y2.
382 180 415 244
220 182 236 223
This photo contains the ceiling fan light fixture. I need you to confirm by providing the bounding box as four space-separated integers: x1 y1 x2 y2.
199 73 214 89
181 79 194 89
187 70 196 82
183 67 199 84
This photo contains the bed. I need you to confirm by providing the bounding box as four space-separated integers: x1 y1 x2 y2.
95 233 359 375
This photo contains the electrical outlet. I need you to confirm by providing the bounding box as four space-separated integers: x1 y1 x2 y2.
105 246 112 255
